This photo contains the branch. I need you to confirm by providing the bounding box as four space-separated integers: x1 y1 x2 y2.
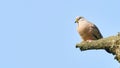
76 33 120 63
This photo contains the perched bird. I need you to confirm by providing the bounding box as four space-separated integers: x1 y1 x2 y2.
75 16 103 41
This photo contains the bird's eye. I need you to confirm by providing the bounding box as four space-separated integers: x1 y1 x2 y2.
79 17 83 21
79 17 84 21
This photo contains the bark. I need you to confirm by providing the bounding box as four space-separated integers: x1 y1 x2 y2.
76 33 120 63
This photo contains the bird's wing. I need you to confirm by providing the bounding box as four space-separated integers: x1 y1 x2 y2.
91 24 103 39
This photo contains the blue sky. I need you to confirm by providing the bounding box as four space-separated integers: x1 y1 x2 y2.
0 0 120 68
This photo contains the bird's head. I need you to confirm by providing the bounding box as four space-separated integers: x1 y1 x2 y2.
75 16 84 23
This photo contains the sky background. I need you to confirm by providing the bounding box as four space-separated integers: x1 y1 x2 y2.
0 0 120 68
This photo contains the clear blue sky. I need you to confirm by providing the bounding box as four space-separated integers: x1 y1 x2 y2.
0 0 120 68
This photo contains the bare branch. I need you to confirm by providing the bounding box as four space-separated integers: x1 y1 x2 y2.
76 33 120 63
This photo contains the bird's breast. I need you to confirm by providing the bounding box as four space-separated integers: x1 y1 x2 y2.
77 22 89 33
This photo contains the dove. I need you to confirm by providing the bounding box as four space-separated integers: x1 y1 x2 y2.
75 16 103 41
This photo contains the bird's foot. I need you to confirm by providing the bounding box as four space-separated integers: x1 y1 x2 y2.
86 40 93 42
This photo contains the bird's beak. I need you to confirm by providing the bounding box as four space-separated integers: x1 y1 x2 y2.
75 18 78 23
75 21 76 23
75 20 78 23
